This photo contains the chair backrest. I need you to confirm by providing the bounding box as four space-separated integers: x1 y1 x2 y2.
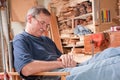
9 41 15 71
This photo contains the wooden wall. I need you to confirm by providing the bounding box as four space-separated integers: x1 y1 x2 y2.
10 0 37 22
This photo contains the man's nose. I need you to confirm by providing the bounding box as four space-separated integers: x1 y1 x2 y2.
42 25 47 30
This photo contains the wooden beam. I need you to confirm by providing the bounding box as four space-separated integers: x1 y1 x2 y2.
48 5 63 53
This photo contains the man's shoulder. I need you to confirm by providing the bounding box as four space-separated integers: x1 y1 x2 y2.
13 32 27 41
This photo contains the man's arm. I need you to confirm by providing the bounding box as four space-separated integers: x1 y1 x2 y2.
21 54 77 77
21 60 64 76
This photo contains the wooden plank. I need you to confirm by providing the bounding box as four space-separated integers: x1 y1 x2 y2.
49 6 63 53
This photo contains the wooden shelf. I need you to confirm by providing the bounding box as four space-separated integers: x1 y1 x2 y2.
61 36 80 39
116 16 120 19
73 13 93 20
51 0 118 54
63 44 84 48
60 31 73 34
59 13 93 23
59 19 72 23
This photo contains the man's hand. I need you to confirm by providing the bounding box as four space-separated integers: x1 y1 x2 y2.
57 54 77 68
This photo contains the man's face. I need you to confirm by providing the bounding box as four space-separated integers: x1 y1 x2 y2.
31 13 50 37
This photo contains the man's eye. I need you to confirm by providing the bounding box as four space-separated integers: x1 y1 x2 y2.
41 21 45 25
46 24 50 28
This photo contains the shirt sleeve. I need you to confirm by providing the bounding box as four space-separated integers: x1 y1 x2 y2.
13 35 33 77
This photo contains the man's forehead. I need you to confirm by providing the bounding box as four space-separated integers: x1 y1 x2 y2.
37 13 50 21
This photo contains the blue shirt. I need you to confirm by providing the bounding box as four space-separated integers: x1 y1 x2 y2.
13 31 62 79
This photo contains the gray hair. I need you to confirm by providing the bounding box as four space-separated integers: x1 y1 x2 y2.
26 5 51 21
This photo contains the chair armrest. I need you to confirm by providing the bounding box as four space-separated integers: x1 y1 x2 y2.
0 72 70 80
33 72 70 76
7 72 70 76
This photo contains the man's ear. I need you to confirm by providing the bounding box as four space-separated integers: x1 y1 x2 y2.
27 15 32 23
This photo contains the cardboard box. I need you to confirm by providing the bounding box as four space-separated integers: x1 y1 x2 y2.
109 31 120 47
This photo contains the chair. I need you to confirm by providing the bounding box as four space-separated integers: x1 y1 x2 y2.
0 41 70 80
